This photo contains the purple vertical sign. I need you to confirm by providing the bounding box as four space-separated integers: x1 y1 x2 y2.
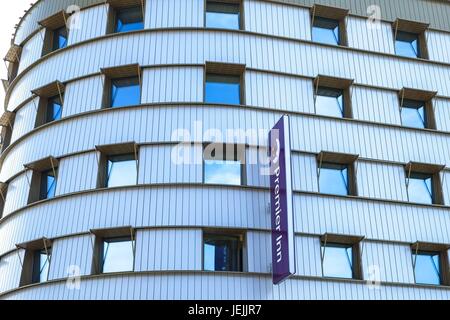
269 115 296 285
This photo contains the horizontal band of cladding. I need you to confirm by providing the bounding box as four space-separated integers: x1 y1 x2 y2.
6 28 450 113
2 103 450 182
1 183 450 257
2 271 450 300
12 0 450 48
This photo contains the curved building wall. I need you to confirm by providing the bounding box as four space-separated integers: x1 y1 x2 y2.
1 0 450 300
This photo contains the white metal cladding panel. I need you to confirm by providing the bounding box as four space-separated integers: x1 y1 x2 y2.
295 235 322 277
246 231 271 273
10 98 38 144
48 234 94 280
7 30 450 112
2 171 31 218
67 4 109 46
62 75 104 117
295 193 450 244
14 0 104 45
244 0 311 40
4 273 450 300
245 70 314 113
426 30 450 65
361 241 415 284
346 17 395 55
291 153 318 192
17 30 44 75
0 250 24 293
434 98 450 132
134 229 202 272
141 66 204 104
0 186 269 256
55 152 98 196
351 87 401 126
246 146 270 188
138 144 203 184
4 106 450 182
356 161 408 202
145 0 203 29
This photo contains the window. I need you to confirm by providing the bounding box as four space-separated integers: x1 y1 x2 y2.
311 5 348 46
205 74 241 105
115 6 144 33
25 156 59 204
52 26 68 51
0 182 7 219
317 152 358 196
401 99 426 129
205 1 241 30
320 234 363 280
106 154 137 188
39 169 57 200
111 77 140 108
46 96 63 123
204 231 245 272
102 237 135 273
406 162 444 205
4 44 22 81
413 251 441 285
204 62 245 105
33 249 52 283
319 163 349 196
32 81 65 128
316 87 345 117
0 111 15 152
312 17 341 45
101 64 142 108
314 75 353 118
399 88 436 130
204 144 245 186
96 142 139 188
393 19 429 59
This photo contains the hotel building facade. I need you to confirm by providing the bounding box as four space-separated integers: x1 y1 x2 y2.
0 0 450 300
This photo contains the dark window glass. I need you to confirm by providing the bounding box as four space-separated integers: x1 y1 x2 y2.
312 17 340 45
46 96 63 123
316 87 344 117
408 172 433 204
205 74 241 105
40 169 57 200
102 237 134 273
413 251 441 285
322 243 353 279
32 249 51 283
396 31 420 58
204 234 243 272
111 77 140 108
319 163 349 196
401 99 426 129
206 2 240 30
107 154 137 187
53 27 68 51
115 7 144 33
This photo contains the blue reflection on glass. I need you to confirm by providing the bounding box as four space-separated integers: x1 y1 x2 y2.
408 173 433 204
206 3 240 29
413 252 441 285
115 7 144 33
39 250 51 283
395 31 419 58
401 100 426 128
111 77 140 108
204 235 240 271
102 238 134 273
40 169 57 200
322 245 353 279
47 96 62 122
205 75 241 105
204 160 241 185
316 87 344 117
107 155 137 188
312 17 340 45
319 163 349 196
53 27 67 50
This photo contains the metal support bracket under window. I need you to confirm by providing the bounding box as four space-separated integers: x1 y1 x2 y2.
311 6 317 32
49 157 58 182
320 234 328 277
56 81 65 106
89 231 100 274
394 20 399 45
31 96 40 114
317 152 324 193
405 163 413 201
313 75 320 114
130 227 136 272
43 238 51 282
134 144 139 185
16 249 24 268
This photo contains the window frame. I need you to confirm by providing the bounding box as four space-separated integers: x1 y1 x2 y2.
393 19 429 60
411 242 450 286
398 88 437 130
405 162 444 205
101 64 142 109
205 0 243 30
310 4 349 47
202 229 246 272
314 75 353 119
106 1 145 34
203 143 246 186
18 238 53 286
204 62 246 106
25 156 59 205
39 10 70 56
